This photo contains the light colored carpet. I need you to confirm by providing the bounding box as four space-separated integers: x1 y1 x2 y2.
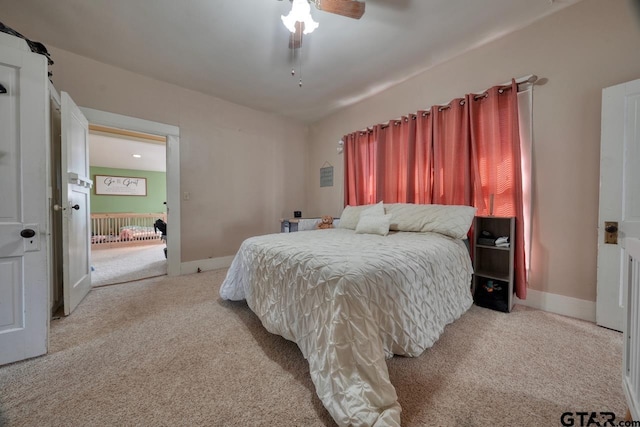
91 244 167 286
0 270 626 426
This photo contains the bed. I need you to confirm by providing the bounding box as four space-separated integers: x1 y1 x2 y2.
219 203 476 426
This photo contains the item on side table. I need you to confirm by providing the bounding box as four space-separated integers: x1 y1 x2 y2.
495 236 510 248
477 230 496 246
316 215 334 229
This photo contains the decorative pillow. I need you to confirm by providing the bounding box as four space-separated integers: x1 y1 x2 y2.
384 203 476 239
355 213 392 236
359 201 385 219
337 203 380 230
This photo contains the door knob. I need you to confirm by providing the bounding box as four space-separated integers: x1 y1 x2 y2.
20 229 36 238
604 221 619 244
71 204 80 210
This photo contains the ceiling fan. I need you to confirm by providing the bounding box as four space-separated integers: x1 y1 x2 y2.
280 0 365 49
313 0 365 19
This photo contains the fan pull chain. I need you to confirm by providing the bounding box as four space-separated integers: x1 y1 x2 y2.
298 43 303 87
290 31 295 76
286 24 303 87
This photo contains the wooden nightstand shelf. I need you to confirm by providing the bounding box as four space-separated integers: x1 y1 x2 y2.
472 216 515 313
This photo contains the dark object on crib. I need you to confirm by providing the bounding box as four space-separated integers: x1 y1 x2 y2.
0 21 54 65
154 219 167 237
294 211 302 218
154 219 168 259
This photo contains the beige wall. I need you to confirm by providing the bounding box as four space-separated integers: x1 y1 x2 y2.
31 0 640 300
48 47 308 262
306 0 640 302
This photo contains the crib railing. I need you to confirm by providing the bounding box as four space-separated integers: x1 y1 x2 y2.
91 212 167 249
624 237 640 420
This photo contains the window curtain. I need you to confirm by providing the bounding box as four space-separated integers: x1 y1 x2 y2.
432 99 472 206
378 117 414 203
414 110 434 203
518 88 534 282
343 79 527 299
469 80 526 299
344 125 381 206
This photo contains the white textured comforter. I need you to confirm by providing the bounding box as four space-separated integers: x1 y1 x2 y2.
219 228 473 426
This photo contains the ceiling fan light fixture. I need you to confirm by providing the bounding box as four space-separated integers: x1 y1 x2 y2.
281 0 319 34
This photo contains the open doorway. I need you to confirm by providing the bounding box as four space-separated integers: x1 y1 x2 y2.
88 125 167 287
50 106 181 316
79 107 181 280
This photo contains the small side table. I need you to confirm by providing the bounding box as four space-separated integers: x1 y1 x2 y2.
280 218 321 233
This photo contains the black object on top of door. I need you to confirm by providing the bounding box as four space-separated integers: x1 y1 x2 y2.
0 21 54 65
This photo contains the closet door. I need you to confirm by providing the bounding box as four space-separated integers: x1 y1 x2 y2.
0 35 49 365
597 78 640 331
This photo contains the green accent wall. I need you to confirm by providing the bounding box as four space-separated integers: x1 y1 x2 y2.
90 166 166 214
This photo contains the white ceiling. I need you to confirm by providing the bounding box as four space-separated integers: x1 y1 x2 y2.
1 0 581 123
90 134 166 172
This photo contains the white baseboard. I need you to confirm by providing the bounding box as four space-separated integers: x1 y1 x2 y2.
181 256 234 275
515 289 596 322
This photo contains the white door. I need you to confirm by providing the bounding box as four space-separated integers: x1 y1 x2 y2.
0 36 49 365
596 78 640 331
60 91 92 315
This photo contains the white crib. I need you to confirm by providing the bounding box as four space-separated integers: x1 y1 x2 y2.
91 212 166 249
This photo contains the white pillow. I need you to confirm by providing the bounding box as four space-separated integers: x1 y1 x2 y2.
384 203 476 239
355 213 392 236
359 201 385 219
337 203 379 230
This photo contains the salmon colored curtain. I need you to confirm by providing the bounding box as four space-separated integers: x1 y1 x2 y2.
344 126 380 206
469 80 526 299
377 117 416 203
343 79 527 299
414 110 433 203
432 99 472 206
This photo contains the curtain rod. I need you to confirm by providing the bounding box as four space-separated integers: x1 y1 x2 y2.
500 74 538 87
356 74 538 133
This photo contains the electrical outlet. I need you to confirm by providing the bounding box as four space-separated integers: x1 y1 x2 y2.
183 191 190 201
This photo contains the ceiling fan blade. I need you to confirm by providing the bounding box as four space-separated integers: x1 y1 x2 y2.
315 0 365 19
289 21 303 49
